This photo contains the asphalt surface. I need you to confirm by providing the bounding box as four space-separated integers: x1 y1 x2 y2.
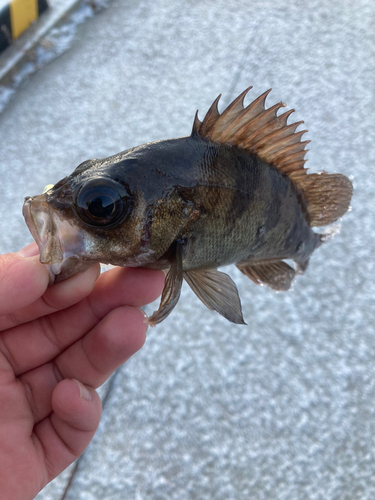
0 0 374 499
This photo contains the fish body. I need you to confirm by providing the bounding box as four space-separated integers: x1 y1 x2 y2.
23 88 353 325
115 137 319 271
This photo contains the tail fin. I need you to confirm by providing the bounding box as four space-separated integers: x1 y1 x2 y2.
294 172 353 227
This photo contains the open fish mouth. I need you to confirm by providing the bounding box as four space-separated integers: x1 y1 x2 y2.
23 194 88 284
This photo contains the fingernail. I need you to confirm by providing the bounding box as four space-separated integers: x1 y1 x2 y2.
17 242 39 258
73 379 92 401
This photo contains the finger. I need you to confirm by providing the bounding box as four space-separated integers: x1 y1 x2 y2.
0 252 49 316
19 306 146 423
55 306 147 386
88 266 165 318
17 241 40 258
1 267 164 375
0 263 101 331
33 379 102 484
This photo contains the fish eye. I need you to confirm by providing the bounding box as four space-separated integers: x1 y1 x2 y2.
74 178 129 228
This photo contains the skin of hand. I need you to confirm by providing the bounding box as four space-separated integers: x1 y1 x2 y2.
0 242 164 500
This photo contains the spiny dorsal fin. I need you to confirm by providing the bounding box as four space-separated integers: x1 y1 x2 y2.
193 88 353 227
193 87 308 177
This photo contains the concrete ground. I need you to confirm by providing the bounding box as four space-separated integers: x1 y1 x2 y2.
0 0 85 88
0 0 374 498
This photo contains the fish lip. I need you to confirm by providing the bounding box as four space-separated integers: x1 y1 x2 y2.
23 195 88 284
22 195 64 265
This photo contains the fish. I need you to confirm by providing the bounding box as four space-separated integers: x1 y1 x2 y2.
23 87 353 326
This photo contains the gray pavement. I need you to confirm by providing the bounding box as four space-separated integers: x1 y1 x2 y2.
0 0 374 498
0 0 107 107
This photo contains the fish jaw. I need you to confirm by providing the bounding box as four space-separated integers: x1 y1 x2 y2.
23 194 90 284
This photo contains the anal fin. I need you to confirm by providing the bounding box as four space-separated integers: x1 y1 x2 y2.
183 269 245 325
237 260 295 291
147 243 183 326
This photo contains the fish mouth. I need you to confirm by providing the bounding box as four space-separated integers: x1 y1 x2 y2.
23 194 88 284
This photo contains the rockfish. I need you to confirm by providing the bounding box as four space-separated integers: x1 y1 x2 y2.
23 87 353 325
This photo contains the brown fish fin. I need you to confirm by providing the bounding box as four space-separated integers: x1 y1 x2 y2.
237 260 295 291
290 172 353 227
147 243 183 326
183 269 246 325
193 88 309 177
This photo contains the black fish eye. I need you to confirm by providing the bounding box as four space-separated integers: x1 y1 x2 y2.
74 178 129 228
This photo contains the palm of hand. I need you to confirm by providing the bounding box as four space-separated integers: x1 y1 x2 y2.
0 244 164 500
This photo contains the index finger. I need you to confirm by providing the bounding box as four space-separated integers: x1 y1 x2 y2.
0 251 49 316
1 266 165 375
0 242 101 332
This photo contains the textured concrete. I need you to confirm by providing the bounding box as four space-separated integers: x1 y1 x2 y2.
0 0 106 107
0 0 374 498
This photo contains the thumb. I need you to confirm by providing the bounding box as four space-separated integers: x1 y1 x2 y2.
35 379 102 485
0 244 49 316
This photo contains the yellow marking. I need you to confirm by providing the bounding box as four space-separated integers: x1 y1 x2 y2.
10 0 38 39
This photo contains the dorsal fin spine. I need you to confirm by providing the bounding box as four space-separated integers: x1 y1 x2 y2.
191 110 202 136
198 94 221 137
218 89 272 143
281 160 308 174
250 120 303 152
246 110 296 143
234 102 286 146
260 129 308 155
209 87 253 141
272 141 311 160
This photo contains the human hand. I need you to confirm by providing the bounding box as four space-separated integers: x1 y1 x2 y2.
0 243 164 500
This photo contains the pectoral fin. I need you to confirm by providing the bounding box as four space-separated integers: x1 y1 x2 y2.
147 243 183 326
237 260 295 291
183 269 245 325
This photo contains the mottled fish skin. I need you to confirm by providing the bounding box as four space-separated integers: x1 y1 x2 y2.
23 88 353 325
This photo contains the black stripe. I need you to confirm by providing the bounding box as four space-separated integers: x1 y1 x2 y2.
0 5 11 53
38 0 49 15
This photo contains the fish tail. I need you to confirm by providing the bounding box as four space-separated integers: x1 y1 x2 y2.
294 172 353 227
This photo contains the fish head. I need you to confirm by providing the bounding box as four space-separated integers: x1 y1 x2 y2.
22 158 152 284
